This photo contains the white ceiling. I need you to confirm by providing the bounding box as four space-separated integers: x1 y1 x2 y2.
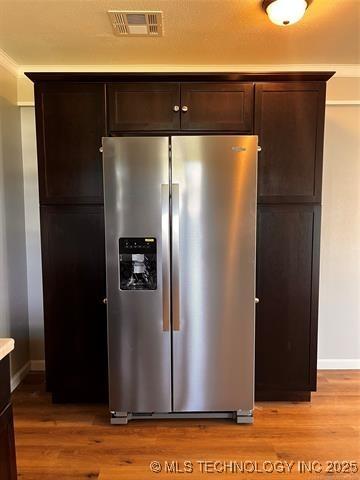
0 0 359 67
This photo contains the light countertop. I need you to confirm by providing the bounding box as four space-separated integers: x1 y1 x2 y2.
0 338 15 362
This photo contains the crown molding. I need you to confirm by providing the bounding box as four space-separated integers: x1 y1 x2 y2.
18 63 360 78
0 45 359 79
0 48 19 77
17 101 35 107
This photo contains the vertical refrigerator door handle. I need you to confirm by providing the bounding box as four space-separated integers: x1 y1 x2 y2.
172 184 180 331
161 184 170 332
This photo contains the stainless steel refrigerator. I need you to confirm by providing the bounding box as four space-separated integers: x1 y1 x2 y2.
102 135 258 424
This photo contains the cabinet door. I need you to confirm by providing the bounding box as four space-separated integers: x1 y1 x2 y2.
35 83 105 204
255 205 320 394
0 405 17 480
0 355 10 414
180 83 254 131
107 83 180 131
41 206 108 402
255 82 326 203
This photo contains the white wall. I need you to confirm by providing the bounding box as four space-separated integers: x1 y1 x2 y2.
0 64 30 378
19 82 360 370
318 104 360 368
20 107 44 366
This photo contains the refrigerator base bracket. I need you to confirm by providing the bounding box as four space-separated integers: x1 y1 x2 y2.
236 409 254 424
110 411 253 424
110 411 128 425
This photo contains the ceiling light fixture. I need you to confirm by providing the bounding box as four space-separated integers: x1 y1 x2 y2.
262 0 312 26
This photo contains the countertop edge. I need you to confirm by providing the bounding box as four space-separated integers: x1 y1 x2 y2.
0 338 15 362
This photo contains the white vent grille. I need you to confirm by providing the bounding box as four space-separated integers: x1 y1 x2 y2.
108 11 163 36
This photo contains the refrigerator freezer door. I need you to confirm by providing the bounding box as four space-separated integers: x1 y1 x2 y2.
103 137 172 413
171 135 257 412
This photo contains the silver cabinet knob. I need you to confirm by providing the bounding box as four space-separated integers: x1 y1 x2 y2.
99 146 103 153
102 298 108 304
181 105 188 112
257 146 262 152
173 105 180 112
255 298 260 304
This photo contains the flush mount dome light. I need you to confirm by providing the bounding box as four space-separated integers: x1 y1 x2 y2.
263 0 311 26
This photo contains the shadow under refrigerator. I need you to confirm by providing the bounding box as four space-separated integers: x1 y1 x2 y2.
102 135 258 424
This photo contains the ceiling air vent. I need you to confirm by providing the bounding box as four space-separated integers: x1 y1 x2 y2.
108 11 163 36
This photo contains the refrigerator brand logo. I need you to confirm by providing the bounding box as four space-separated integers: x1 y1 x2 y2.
232 146 247 152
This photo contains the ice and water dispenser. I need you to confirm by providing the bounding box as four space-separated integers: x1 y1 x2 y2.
119 238 157 290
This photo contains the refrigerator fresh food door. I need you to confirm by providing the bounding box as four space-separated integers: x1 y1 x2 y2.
171 135 258 412
103 137 172 413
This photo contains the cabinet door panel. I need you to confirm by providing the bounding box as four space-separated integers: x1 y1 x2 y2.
255 205 320 393
0 405 17 480
181 83 254 131
107 83 180 131
0 355 10 414
255 82 325 203
41 206 108 402
35 83 105 204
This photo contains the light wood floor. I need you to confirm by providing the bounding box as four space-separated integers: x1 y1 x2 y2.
13 371 360 479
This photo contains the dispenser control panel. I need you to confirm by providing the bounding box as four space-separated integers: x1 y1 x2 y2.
119 237 157 290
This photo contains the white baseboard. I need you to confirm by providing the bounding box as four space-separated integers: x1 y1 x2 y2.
11 361 30 392
10 358 357 392
318 359 360 370
326 100 360 106
23 359 360 372
30 360 45 371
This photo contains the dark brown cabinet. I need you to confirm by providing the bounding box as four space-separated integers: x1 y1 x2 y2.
180 82 253 131
107 81 253 132
107 82 180 132
0 406 17 480
0 355 17 480
254 80 325 399
255 82 326 204
40 206 108 402
255 205 320 398
27 71 333 403
35 82 105 204
35 82 108 402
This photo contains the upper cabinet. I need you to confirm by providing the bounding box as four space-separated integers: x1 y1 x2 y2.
107 83 180 132
107 82 254 132
255 82 326 204
35 83 105 205
180 83 253 131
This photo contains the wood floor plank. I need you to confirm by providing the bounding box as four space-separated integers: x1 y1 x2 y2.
12 370 360 479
